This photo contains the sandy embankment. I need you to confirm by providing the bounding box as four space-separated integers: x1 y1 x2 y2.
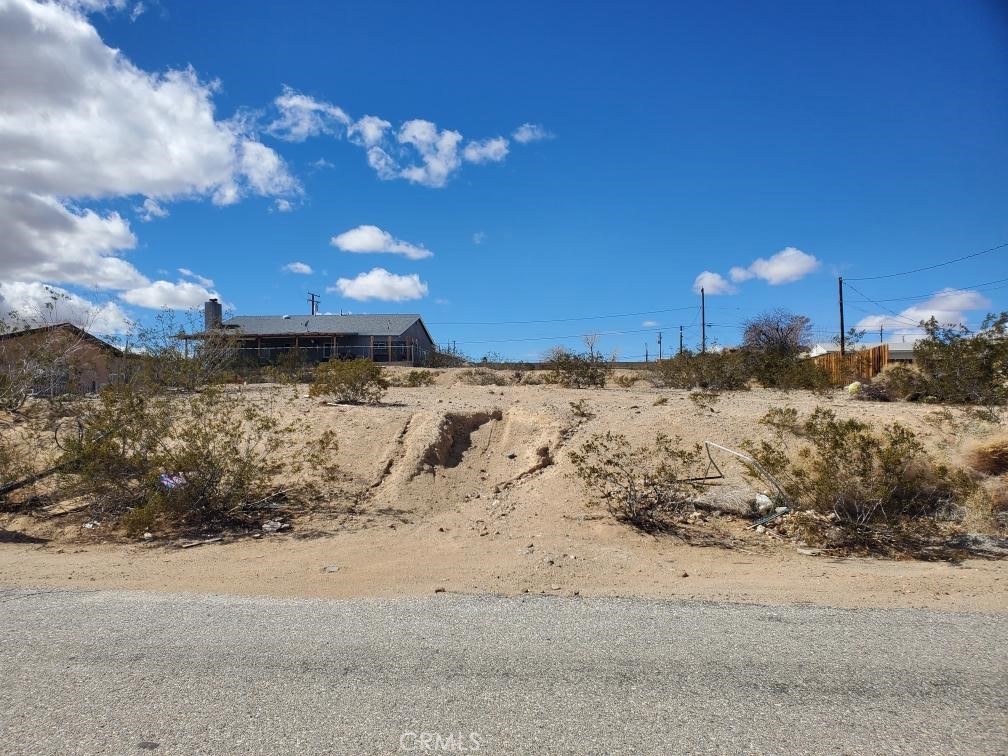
1 372 1005 612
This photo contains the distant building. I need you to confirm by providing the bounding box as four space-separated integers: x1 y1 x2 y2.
0 323 123 396
197 298 435 365
806 338 919 364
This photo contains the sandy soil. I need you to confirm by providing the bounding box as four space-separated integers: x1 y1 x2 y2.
2 370 1005 612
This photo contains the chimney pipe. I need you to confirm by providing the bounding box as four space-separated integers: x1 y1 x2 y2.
204 298 222 331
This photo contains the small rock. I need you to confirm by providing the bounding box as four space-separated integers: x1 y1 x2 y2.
775 506 789 514
681 571 689 578
796 548 821 556
438 527 445 532
754 494 773 514
321 565 341 573
755 525 766 534
261 520 288 533
550 584 560 591
434 587 446 593
142 532 153 540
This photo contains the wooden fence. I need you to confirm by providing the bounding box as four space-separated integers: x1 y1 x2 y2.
812 344 889 384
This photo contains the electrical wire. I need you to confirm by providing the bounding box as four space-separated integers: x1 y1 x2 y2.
846 241 1008 281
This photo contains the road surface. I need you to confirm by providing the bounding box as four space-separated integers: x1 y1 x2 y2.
0 588 1005 754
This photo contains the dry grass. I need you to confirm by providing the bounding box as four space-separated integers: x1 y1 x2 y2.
963 434 1008 476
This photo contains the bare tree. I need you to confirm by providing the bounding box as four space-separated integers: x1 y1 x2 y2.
741 309 812 355
583 333 599 359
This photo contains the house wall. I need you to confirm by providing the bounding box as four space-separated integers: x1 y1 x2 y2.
234 325 432 365
0 327 117 395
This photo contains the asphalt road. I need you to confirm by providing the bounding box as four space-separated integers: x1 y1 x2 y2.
0 588 1005 755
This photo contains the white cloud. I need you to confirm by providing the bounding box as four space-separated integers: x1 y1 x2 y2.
178 268 214 287
512 123 553 144
274 198 293 212
0 281 132 334
266 85 350 142
396 120 463 188
0 190 142 290
120 279 220 309
462 137 509 164
329 268 428 302
855 289 992 333
731 247 820 285
642 320 659 328
137 197 168 222
0 0 298 298
348 115 391 147
283 262 313 275
330 225 433 260
472 231 487 245
692 271 737 295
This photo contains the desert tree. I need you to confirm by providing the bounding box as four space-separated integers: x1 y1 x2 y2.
742 309 813 356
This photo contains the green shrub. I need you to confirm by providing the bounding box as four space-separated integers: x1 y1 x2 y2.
647 352 749 390
309 359 388 404
62 384 339 534
570 432 704 531
391 370 438 387
743 406 974 549
457 367 511 386
544 347 609 388
910 314 1008 405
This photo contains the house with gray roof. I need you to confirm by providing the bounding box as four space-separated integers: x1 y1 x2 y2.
199 298 435 365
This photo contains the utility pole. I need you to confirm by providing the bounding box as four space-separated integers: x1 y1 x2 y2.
657 332 662 361
679 325 683 356
307 292 320 316
880 324 883 343
838 277 845 357
700 287 706 353
645 345 648 363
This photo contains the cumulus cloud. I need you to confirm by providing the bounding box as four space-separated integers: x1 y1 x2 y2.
267 88 544 187
283 262 313 275
396 120 463 188
266 86 350 142
692 271 737 295
642 320 659 328
0 0 298 299
347 115 392 147
330 225 433 260
120 279 220 309
730 247 819 285
462 137 509 164
329 268 428 302
472 231 487 245
274 198 293 212
512 123 553 144
0 281 132 334
855 289 992 333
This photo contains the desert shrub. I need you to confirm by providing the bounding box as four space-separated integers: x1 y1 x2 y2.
613 373 639 389
544 347 609 388
689 389 721 412
391 370 438 387
911 314 1008 405
647 351 749 390
857 365 929 402
426 344 471 368
570 432 704 531
457 367 511 386
309 359 388 404
569 398 594 420
648 350 829 391
743 406 974 549
963 434 1008 476
61 384 339 533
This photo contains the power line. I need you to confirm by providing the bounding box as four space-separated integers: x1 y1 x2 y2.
846 241 1008 281
843 282 929 327
428 305 698 326
846 276 1008 304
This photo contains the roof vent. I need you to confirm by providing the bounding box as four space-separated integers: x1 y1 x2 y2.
282 315 291 320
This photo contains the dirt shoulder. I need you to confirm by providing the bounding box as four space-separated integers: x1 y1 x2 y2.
2 378 1005 612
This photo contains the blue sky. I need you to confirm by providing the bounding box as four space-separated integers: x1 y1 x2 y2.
2 0 1006 359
